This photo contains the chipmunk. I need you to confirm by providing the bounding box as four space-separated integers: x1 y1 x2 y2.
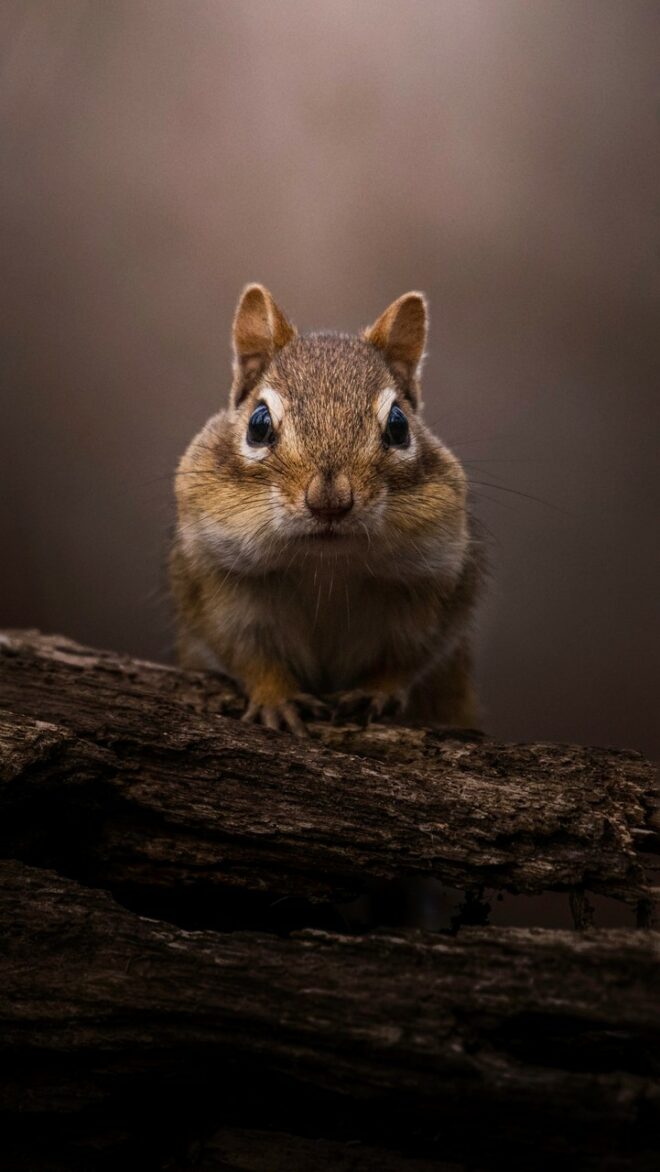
170 284 482 735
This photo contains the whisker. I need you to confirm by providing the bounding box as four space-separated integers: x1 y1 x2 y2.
468 480 569 514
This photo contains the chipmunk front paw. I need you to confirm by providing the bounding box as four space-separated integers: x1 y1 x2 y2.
332 687 407 726
242 692 330 737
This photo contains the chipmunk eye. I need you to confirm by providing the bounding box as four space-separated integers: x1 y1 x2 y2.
384 403 410 448
246 403 274 446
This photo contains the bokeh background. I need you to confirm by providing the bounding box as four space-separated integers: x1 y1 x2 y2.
1 1 658 756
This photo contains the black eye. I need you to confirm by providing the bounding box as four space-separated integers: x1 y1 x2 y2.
384 403 410 448
246 403 274 446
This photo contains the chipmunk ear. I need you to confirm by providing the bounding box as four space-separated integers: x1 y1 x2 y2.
364 292 428 407
231 284 296 407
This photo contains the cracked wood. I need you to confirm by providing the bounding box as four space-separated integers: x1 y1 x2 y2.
1 861 659 1170
0 630 655 907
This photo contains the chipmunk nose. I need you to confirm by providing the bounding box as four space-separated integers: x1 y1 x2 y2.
305 471 353 523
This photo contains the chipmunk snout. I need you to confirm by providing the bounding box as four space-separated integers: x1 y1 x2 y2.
305 471 354 523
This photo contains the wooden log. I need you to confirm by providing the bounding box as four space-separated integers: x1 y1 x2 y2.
197 1129 451 1171
1 861 659 1170
0 630 655 912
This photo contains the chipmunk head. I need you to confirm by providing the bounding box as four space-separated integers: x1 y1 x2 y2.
176 284 468 576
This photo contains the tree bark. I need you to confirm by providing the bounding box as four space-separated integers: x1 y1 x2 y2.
0 630 656 917
2 630 659 1169
196 1129 455 1171
2 860 659 1171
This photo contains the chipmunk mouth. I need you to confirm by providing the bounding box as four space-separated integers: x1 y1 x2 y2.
299 520 358 543
304 526 345 540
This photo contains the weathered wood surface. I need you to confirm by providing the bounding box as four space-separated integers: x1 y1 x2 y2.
0 630 655 911
2 861 659 1171
197 1129 453 1171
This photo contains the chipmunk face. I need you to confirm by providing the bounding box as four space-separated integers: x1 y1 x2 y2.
176 285 468 578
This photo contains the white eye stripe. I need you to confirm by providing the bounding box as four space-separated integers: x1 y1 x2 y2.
393 435 417 460
375 386 398 429
240 435 270 460
259 385 284 426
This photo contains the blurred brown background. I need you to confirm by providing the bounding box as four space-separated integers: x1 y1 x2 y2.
1 1 658 756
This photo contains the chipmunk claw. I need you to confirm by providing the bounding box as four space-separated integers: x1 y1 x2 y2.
294 692 332 721
242 698 309 738
332 687 407 726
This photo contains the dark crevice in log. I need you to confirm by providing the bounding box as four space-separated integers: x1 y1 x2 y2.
196 1128 456 1172
2 861 660 1171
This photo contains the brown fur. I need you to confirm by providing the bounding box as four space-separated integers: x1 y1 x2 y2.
170 285 483 734
363 290 427 404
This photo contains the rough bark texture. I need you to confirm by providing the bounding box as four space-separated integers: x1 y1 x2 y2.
196 1129 456 1171
1 630 659 1170
2 860 660 1171
0 630 656 915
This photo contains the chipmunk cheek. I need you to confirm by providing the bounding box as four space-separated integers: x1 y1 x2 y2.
266 485 292 527
388 431 418 462
239 434 271 462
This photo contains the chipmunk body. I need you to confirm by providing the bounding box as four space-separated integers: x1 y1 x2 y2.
170 285 482 734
